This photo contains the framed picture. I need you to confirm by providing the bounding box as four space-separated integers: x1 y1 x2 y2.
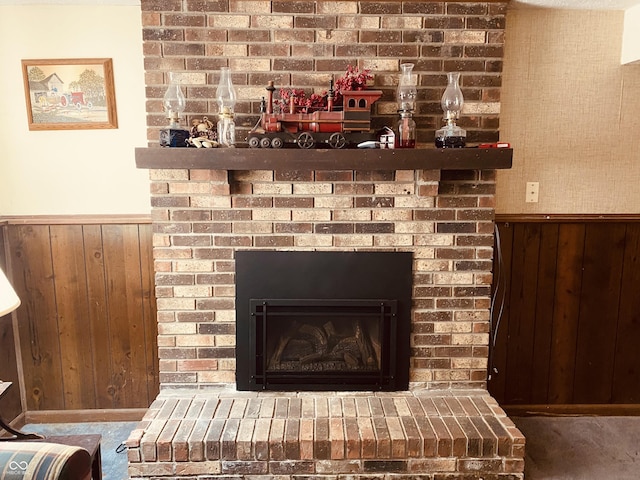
21 58 118 131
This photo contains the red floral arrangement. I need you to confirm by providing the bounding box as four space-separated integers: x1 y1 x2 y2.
276 88 327 113
275 65 373 113
333 65 373 93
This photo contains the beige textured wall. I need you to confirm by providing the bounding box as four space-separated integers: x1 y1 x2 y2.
497 7 640 214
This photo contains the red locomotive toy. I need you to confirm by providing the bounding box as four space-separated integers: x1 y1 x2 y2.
248 80 383 149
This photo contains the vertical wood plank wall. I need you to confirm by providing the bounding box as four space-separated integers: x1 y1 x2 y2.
3 218 640 413
489 219 640 407
2 220 159 412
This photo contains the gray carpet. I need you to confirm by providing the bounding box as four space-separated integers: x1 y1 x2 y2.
22 421 136 480
514 416 640 479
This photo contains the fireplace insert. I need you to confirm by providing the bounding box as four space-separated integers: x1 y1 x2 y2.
235 251 412 391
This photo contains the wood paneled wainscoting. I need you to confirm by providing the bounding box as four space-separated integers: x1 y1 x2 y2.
4 215 640 420
1 216 158 423
489 216 640 415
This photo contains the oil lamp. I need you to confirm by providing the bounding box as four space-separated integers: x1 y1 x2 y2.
435 72 466 148
160 72 189 147
216 67 237 147
163 72 186 128
395 63 417 148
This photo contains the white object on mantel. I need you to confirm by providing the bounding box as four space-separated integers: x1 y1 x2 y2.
0 268 21 317
513 0 640 10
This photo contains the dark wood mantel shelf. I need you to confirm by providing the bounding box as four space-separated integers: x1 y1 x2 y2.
135 146 512 171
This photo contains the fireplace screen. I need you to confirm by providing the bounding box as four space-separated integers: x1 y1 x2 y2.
250 299 397 390
235 251 412 391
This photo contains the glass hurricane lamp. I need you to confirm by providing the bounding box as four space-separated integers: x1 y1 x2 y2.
435 72 466 148
163 72 186 128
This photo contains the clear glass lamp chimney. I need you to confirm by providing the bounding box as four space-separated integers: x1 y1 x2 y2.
163 72 186 128
396 63 417 112
216 67 237 147
216 67 237 114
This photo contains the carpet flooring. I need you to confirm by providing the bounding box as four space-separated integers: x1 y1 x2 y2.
21 421 137 480
18 417 640 479
513 416 640 479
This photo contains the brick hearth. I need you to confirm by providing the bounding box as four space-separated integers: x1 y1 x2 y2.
127 388 524 479
126 162 524 479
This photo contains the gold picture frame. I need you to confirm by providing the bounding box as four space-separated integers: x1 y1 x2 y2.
22 58 118 131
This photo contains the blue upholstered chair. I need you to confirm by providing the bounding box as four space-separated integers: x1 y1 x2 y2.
0 442 91 480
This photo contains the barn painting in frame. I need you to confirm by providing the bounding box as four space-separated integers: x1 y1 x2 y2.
22 58 118 131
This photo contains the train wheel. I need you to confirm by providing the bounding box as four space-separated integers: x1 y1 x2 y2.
296 132 314 149
271 137 284 149
248 137 260 148
329 133 346 149
260 137 271 148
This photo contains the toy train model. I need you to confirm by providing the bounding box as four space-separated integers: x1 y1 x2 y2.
248 81 383 149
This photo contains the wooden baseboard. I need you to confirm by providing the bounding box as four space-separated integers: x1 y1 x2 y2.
0 214 151 225
24 408 147 424
503 404 640 417
495 214 640 223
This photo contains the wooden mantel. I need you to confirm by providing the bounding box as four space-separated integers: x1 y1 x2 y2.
135 146 513 171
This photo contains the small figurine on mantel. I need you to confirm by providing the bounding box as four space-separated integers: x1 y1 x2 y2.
187 117 219 148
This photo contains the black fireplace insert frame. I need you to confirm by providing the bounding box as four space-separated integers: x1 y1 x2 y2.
235 251 412 391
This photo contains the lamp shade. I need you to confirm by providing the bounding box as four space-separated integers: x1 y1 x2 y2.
0 267 20 317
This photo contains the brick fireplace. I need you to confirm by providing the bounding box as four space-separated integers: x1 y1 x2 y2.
126 152 524 479
127 1 524 478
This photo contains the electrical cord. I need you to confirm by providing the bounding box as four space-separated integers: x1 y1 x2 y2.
488 222 507 381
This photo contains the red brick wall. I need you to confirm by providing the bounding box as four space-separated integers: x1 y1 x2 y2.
141 0 507 146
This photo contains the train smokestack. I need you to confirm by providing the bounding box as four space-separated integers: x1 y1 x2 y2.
327 79 334 112
266 80 275 115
